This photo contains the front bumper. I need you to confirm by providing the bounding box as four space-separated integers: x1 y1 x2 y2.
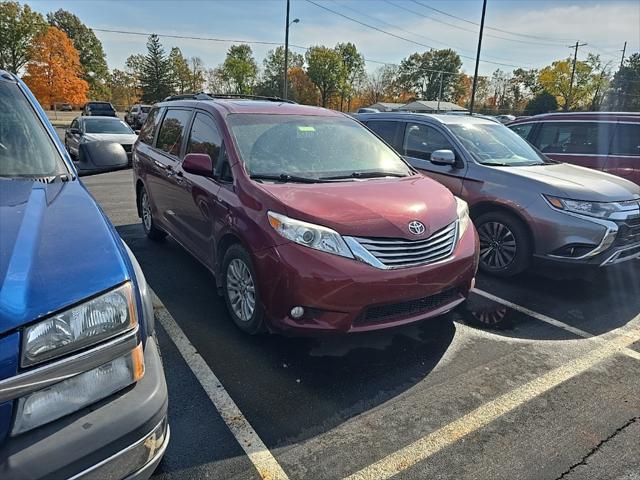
254 225 479 333
0 337 168 480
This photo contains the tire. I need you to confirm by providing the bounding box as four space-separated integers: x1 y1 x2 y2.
222 244 265 335
475 211 532 277
139 187 166 241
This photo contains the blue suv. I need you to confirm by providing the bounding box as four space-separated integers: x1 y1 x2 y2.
0 72 169 478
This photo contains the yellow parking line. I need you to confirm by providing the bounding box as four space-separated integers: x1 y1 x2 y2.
472 288 640 361
344 327 640 480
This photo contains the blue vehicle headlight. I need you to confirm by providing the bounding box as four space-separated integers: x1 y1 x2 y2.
22 283 137 367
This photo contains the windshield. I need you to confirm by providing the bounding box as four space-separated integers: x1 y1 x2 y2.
141 107 151 113
84 119 133 134
0 82 66 177
227 114 412 180
448 123 546 166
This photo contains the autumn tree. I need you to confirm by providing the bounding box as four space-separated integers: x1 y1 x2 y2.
0 1 46 73
23 27 88 108
125 53 145 101
255 46 304 98
288 66 319 105
189 56 205 92
168 47 190 94
305 45 343 107
47 9 109 99
140 34 172 102
362 65 399 105
335 42 365 111
109 68 137 107
398 49 462 101
218 44 258 94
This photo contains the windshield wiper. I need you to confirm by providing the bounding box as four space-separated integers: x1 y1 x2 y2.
250 173 323 184
480 161 511 166
320 171 408 180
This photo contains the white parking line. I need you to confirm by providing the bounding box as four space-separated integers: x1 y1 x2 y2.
154 301 289 480
471 288 640 361
344 326 640 480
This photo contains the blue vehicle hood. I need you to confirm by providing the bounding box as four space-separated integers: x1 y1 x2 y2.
0 178 130 335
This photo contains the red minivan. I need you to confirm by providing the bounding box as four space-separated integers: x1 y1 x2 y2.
132 95 479 334
508 112 640 185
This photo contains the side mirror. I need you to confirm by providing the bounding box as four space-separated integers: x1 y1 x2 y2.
70 128 81 135
430 149 456 166
183 153 214 177
76 142 128 176
134 129 141 135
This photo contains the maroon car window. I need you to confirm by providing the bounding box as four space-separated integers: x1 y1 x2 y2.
536 122 612 155
138 108 161 145
156 109 192 157
509 123 533 140
187 113 222 161
403 123 453 160
610 124 640 156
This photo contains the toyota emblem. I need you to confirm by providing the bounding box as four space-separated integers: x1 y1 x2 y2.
408 220 426 235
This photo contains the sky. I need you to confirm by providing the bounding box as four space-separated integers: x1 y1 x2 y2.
28 0 640 76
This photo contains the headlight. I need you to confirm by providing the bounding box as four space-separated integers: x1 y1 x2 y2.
455 197 471 238
267 211 354 259
12 345 145 435
22 283 137 367
544 195 627 219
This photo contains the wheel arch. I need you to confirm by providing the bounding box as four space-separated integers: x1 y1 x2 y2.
470 201 536 252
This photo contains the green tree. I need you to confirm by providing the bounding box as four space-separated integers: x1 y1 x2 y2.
0 2 45 73
125 53 145 100
397 49 462 101
109 68 136 107
607 52 640 111
47 9 110 99
524 91 558 115
335 42 365 111
168 47 190 94
140 34 172 102
219 44 258 94
256 46 303 98
305 45 343 107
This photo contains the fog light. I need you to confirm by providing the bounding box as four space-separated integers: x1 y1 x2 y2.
290 306 305 319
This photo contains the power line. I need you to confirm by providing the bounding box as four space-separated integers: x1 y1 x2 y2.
305 0 525 68
409 0 575 43
384 0 573 48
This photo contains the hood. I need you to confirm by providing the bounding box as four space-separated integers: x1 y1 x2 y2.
503 163 640 202
257 175 458 239
83 133 138 144
0 179 130 335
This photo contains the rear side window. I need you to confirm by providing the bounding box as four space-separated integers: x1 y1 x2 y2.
403 123 454 160
536 122 613 155
509 123 534 140
156 109 192 157
610 124 640 156
366 121 403 151
187 113 222 161
138 108 161 145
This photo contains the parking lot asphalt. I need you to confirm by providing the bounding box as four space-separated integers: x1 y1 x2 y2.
81 168 640 480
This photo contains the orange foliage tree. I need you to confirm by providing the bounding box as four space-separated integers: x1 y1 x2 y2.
23 26 88 109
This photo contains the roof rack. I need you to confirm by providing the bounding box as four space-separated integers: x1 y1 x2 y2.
162 92 296 104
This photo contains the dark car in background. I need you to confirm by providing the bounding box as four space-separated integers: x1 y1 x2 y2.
0 70 168 480
508 112 640 186
125 104 153 129
356 112 640 276
82 101 118 117
65 116 138 163
133 94 479 335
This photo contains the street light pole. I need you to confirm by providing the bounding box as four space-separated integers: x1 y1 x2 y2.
469 0 487 115
283 0 299 100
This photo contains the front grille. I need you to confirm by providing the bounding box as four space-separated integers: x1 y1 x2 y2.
356 288 460 325
614 217 640 246
353 221 458 268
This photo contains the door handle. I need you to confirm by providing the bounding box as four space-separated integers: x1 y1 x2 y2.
154 160 167 170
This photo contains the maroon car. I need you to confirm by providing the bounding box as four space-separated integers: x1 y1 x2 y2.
508 112 640 185
132 94 479 334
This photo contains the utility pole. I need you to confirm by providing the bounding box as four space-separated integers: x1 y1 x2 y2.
437 72 443 113
283 0 299 100
469 0 487 115
620 41 627 69
567 41 587 111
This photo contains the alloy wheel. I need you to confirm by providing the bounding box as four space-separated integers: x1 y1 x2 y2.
226 258 256 322
141 191 152 232
478 221 517 269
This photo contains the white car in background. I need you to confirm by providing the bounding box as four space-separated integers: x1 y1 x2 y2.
65 116 138 163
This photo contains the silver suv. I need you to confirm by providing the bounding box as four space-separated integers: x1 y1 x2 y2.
356 112 640 276
125 104 152 129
